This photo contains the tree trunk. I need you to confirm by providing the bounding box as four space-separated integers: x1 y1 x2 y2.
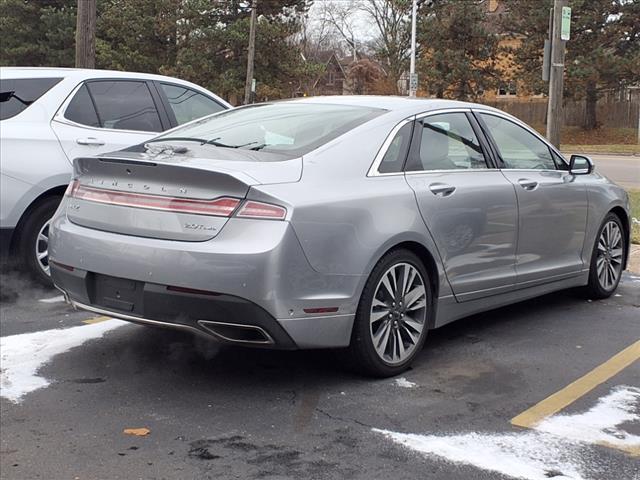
75 0 96 68
584 81 598 130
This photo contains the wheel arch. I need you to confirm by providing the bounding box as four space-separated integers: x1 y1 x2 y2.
366 240 443 329
608 206 630 270
11 186 66 252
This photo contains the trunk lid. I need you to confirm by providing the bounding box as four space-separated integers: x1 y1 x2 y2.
67 149 300 241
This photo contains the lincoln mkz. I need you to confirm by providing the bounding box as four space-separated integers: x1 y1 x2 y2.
49 97 631 376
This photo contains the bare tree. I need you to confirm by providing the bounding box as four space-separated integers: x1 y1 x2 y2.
359 0 412 93
315 1 362 60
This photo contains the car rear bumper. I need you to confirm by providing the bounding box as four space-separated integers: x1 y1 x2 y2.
49 212 360 349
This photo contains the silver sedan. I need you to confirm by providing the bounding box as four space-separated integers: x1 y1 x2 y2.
49 97 631 377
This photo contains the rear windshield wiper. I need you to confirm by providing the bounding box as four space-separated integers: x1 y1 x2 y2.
145 136 261 149
145 137 209 144
203 138 260 149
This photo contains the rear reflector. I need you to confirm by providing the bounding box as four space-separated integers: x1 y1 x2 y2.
69 184 240 217
236 200 287 220
303 307 339 314
50 260 75 272
167 285 220 296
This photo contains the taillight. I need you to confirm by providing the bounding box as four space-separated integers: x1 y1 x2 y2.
235 200 287 220
68 184 241 217
65 179 79 196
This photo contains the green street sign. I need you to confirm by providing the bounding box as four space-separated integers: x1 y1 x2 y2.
561 6 571 41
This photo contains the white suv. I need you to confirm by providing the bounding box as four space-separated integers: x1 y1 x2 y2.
0 67 230 284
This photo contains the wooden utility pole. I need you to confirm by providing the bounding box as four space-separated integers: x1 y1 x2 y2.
244 0 258 105
546 0 567 147
75 0 97 68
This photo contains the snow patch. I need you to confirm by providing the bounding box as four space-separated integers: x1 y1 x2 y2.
394 377 417 388
374 428 584 480
536 386 640 449
374 385 640 480
38 295 65 304
1 320 126 403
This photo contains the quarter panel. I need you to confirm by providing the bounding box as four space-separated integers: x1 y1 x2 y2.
256 175 453 300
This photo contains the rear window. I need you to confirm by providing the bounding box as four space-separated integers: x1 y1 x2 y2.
0 77 62 120
153 102 386 157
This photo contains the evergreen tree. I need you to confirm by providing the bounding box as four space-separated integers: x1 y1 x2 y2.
416 0 501 100
502 0 639 129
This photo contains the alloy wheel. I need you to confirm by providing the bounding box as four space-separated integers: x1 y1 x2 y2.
35 218 52 277
369 262 427 365
596 220 623 291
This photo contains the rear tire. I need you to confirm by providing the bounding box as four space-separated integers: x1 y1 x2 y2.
348 249 432 377
18 196 61 287
585 212 626 299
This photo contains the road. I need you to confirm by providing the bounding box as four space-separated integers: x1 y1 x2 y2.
586 154 640 190
1 268 639 480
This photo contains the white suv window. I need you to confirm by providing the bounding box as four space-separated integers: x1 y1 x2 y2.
160 83 225 125
66 80 163 132
0 77 62 120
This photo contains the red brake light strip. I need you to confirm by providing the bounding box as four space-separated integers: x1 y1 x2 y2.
69 183 240 217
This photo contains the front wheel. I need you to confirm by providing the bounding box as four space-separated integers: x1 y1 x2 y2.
585 213 626 299
348 249 432 377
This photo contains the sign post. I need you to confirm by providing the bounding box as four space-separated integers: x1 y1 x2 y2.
546 0 569 148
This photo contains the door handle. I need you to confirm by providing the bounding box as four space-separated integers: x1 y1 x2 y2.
428 183 456 197
76 137 105 146
517 179 538 191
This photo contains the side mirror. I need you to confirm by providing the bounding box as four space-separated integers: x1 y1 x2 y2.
569 154 593 175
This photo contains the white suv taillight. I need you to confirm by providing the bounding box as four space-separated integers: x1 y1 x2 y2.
235 200 287 220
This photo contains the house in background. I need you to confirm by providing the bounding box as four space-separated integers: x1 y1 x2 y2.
312 52 349 96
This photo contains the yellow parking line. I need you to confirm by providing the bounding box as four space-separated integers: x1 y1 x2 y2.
82 316 112 325
511 339 640 429
601 442 640 457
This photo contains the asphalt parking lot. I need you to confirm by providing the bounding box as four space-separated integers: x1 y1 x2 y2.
1 269 639 480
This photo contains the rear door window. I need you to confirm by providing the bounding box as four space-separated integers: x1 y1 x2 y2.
159 83 225 125
85 80 162 132
0 77 62 120
405 112 488 171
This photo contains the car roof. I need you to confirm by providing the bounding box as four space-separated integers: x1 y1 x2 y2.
0 66 200 85
277 95 500 114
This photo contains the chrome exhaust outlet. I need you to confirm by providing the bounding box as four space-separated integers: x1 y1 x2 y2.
197 320 274 345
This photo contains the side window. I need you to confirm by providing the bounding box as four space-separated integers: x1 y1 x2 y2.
0 77 62 120
160 83 225 125
378 121 413 174
479 113 556 170
65 84 100 127
405 113 487 171
86 81 162 132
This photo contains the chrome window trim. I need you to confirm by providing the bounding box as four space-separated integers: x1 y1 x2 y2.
404 168 500 176
472 108 570 169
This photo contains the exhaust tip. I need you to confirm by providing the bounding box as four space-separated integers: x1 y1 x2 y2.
197 320 274 345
